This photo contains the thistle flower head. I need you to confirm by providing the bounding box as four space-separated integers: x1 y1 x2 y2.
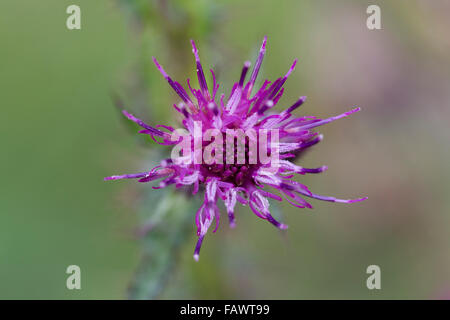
106 36 367 261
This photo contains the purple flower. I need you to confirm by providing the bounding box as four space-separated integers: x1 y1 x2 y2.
106 37 367 261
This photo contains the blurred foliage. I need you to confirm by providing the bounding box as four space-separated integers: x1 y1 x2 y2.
115 0 222 123
128 187 201 299
0 0 449 300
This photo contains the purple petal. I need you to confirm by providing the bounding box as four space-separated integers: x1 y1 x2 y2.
239 61 251 87
285 96 307 114
193 234 204 262
121 110 166 137
104 172 149 181
297 107 361 130
248 36 267 96
152 57 193 104
190 40 209 97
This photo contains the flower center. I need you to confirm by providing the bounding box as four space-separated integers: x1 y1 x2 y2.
201 141 259 186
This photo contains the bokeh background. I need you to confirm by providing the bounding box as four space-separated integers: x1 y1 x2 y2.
1 0 449 299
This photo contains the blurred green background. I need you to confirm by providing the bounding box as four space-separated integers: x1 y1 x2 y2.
1 0 449 299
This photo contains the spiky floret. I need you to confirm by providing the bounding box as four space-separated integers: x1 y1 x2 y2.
106 37 367 261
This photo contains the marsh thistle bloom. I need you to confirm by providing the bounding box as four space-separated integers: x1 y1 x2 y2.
106 37 367 261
